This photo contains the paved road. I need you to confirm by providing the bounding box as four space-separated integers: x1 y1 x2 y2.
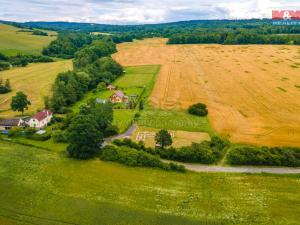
180 163 300 174
104 123 137 144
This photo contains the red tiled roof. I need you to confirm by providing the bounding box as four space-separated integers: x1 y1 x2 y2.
114 90 126 98
32 110 52 122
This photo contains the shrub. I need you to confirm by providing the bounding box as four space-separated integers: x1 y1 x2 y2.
188 103 208 116
113 138 145 150
155 136 229 164
8 127 23 138
227 146 300 167
28 132 51 141
0 61 10 71
100 145 185 172
52 130 67 143
24 127 36 137
104 125 119 137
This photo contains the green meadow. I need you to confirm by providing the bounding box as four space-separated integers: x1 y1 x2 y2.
0 23 56 56
0 141 299 225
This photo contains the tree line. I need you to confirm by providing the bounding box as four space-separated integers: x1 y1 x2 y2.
168 31 300 45
0 52 53 71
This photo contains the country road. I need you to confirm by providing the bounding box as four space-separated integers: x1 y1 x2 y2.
104 123 137 144
104 125 300 174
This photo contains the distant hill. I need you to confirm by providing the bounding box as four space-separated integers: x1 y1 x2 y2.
0 23 57 56
0 19 273 33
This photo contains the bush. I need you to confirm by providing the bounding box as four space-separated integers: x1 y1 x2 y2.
8 127 23 138
188 103 208 117
227 146 300 167
52 130 67 143
156 136 229 164
0 61 10 71
28 132 51 141
100 145 185 172
113 138 145 151
104 125 119 137
24 127 36 137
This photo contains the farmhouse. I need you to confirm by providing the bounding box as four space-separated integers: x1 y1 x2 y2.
27 109 53 129
0 118 25 130
110 90 128 103
107 84 116 90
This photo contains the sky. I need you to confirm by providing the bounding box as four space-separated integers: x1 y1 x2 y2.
1 0 300 25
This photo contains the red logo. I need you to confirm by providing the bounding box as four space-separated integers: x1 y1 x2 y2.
272 10 300 20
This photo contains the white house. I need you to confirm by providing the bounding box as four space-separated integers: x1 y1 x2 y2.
28 109 53 129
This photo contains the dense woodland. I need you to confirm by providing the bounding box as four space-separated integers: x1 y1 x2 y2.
49 35 123 113
3 19 300 45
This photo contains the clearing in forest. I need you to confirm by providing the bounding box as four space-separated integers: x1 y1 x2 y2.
113 38 300 146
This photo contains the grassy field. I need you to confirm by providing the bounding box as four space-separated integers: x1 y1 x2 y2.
114 38 300 147
0 23 56 56
0 60 72 118
0 141 299 225
138 107 214 135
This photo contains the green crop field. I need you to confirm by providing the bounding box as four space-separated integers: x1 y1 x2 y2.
0 23 56 56
0 141 299 225
0 60 73 118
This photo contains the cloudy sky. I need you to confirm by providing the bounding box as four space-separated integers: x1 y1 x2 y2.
1 0 300 24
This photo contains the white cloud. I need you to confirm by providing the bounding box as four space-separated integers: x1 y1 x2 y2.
0 0 299 24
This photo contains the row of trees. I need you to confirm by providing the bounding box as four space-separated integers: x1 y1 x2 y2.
0 52 53 71
113 134 229 164
227 146 300 167
168 31 300 45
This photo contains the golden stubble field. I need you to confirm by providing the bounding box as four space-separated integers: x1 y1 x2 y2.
0 60 72 117
113 38 300 146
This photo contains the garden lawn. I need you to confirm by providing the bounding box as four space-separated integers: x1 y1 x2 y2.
0 141 299 225
138 107 214 135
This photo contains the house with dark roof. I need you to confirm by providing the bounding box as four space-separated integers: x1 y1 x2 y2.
110 90 128 103
0 118 24 130
27 109 53 129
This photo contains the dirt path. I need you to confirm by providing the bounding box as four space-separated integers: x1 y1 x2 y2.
180 163 300 174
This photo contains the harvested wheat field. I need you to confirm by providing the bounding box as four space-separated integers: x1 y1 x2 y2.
0 60 72 117
113 38 300 146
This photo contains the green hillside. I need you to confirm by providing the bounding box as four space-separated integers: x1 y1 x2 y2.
0 141 299 225
0 23 56 56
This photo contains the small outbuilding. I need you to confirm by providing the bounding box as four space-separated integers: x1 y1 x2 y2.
0 118 24 130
